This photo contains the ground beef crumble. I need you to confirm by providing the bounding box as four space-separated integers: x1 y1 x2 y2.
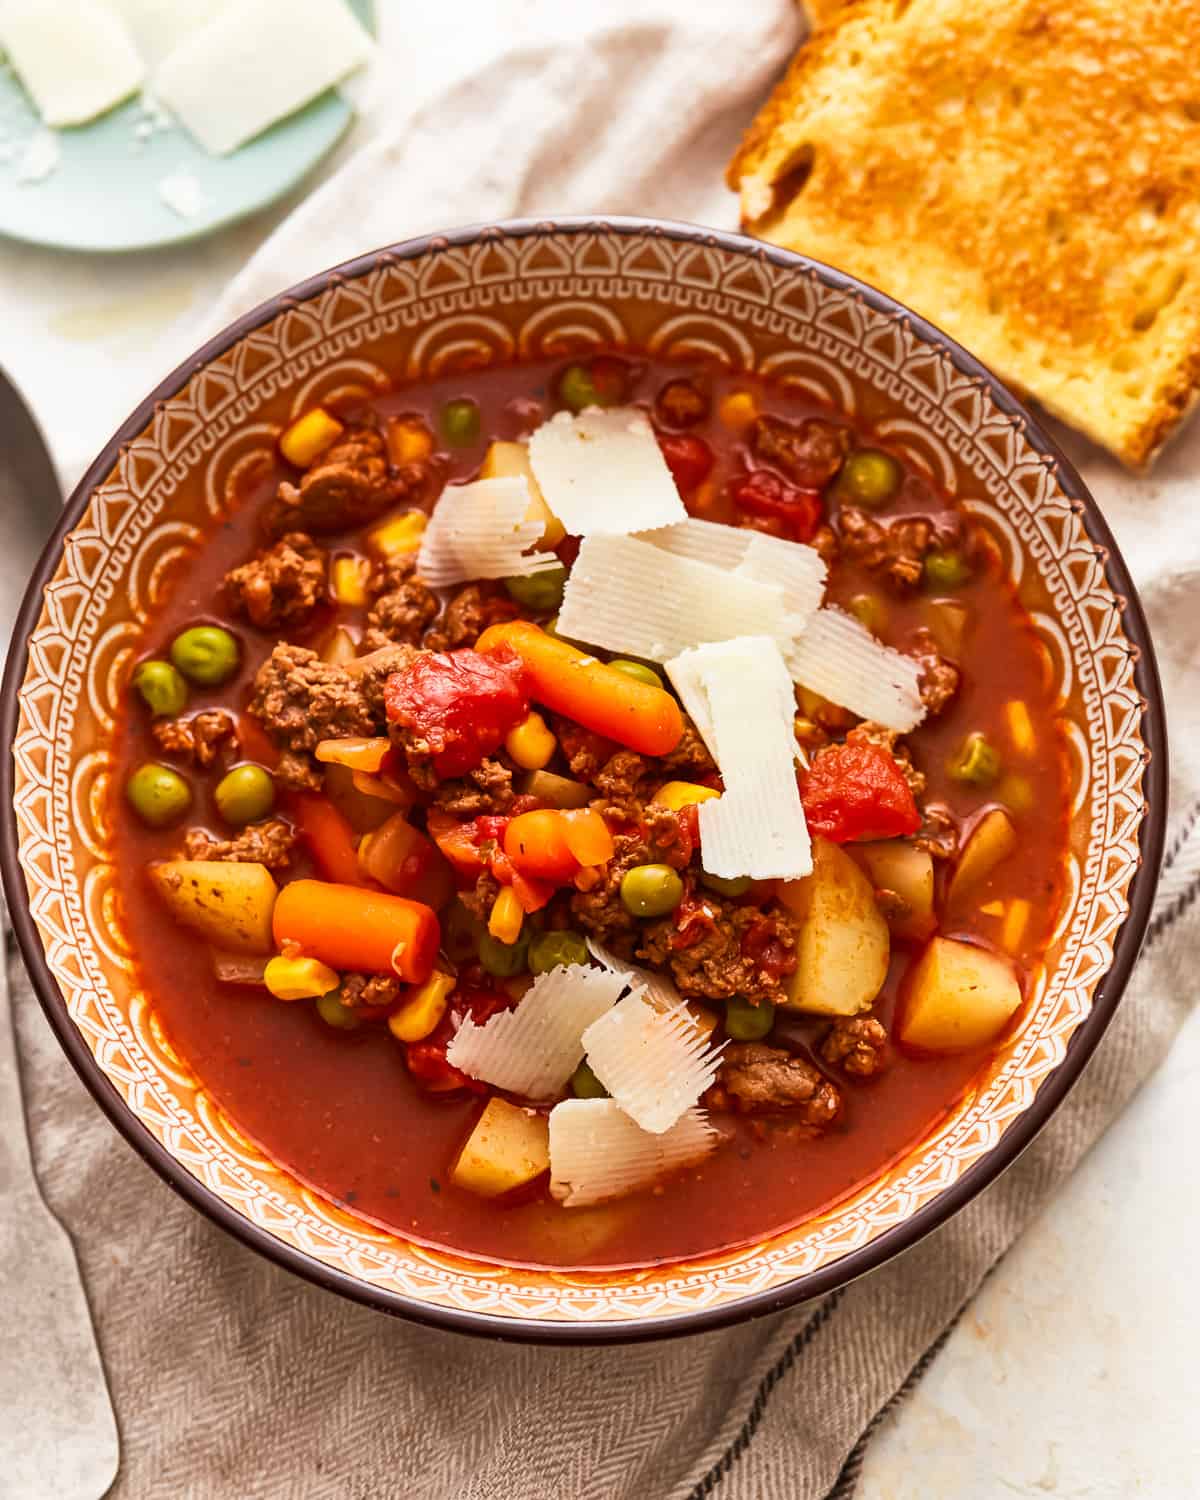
708 1043 842 1128
151 710 238 769
183 818 296 871
908 628 961 716
551 717 616 781
224 532 327 629
363 555 439 651
912 804 958 861
340 973 402 1008
568 830 649 951
638 896 796 1005
249 643 376 788
267 427 416 536
423 583 520 652
430 757 516 816
751 415 849 488
838 506 933 593
821 1017 889 1078
656 716 716 778
343 643 421 719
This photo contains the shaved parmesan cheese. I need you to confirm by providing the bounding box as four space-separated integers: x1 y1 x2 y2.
644 519 826 625
416 475 562 589
527 408 687 536
585 938 682 1012
556 534 788 663
152 0 372 156
0 0 143 127
668 638 812 880
581 990 724 1134
549 1099 718 1208
445 965 624 1100
786 607 925 732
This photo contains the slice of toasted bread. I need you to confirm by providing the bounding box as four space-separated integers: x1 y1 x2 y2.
729 0 1200 468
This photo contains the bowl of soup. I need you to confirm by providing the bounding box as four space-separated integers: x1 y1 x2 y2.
1 218 1165 1340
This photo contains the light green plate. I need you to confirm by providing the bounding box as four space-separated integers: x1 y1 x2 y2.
0 0 372 253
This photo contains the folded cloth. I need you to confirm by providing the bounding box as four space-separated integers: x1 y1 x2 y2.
13 4 1200 1497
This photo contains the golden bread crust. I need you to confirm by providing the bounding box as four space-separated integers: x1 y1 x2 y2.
729 0 1200 467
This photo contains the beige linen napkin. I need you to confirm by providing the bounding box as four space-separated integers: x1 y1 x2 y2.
13 5 1200 1497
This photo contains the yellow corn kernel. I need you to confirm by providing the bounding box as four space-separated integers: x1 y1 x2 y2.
264 955 340 1001
979 899 1005 918
280 408 344 469
388 970 455 1043
1002 898 1031 954
652 780 721 812
331 555 369 606
387 418 434 466
719 390 759 432
1005 700 1036 755
488 886 524 945
368 509 427 558
504 711 557 771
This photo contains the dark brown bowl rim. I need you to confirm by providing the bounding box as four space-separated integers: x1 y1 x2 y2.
1 215 1167 1345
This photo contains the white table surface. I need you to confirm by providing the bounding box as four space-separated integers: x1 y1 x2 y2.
1 7 1193 1497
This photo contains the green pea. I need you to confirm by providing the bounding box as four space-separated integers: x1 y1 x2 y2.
125 763 192 828
440 398 481 447
570 1060 609 1099
170 625 239 686
924 549 972 590
504 565 567 612
132 659 188 717
558 364 604 413
215 764 275 827
528 929 590 975
478 928 529 978
607 659 664 690
619 863 684 918
700 871 753 898
316 993 362 1030
839 449 902 508
949 732 1001 786
724 996 775 1042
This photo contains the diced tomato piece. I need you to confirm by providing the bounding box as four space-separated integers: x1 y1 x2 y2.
740 913 797 979
800 742 921 843
384 646 531 778
404 1041 483 1094
730 469 823 542
671 892 721 951
426 809 487 880
658 432 715 494
511 870 556 913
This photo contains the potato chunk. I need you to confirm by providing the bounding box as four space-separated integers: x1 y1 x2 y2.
948 808 1017 905
899 937 1022 1053
149 860 278 953
451 1098 550 1198
480 440 565 546
853 841 935 941
777 837 890 1016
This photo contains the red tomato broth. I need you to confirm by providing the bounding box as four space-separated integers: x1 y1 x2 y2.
108 352 1068 1270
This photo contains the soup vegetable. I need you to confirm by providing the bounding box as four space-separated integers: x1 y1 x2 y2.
112 352 1066 1268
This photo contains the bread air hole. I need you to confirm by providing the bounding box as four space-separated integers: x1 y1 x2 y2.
753 144 815 228
1132 266 1186 331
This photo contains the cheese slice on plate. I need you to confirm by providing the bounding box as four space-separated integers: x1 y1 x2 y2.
643 518 826 626
555 533 789 662
416 475 562 589
786 606 925 732
152 0 372 155
108 0 227 67
668 636 812 880
0 0 144 126
527 407 687 536
445 965 624 1100
548 1099 718 1207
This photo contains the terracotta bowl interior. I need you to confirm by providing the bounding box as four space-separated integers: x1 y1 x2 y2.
2 218 1164 1341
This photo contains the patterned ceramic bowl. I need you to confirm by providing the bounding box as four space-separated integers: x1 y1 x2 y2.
1 218 1166 1342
